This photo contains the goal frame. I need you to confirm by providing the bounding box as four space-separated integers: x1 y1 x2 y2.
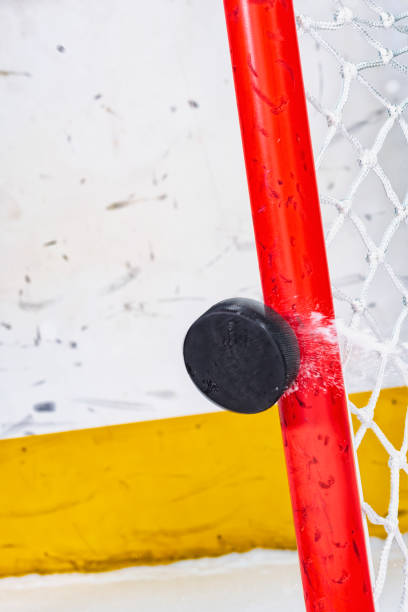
223 1 375 609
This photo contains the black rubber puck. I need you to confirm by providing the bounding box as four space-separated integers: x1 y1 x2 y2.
183 298 300 414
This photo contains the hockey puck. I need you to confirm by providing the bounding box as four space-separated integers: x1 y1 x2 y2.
183 297 300 414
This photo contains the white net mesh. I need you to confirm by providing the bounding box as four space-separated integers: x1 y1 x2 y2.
294 1 408 608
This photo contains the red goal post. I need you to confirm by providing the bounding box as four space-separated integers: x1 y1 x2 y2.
223 1 375 609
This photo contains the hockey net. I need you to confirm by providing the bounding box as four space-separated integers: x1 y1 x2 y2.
294 0 408 607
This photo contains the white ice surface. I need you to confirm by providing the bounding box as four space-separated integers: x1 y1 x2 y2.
0 542 404 612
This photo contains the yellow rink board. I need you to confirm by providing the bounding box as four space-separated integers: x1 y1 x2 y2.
0 387 407 577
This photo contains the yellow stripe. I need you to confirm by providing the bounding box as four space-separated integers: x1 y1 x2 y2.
0 387 406 577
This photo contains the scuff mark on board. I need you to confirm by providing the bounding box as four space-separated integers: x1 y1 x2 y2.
102 263 140 294
334 107 385 142
158 296 205 303
0 70 31 77
33 402 56 412
334 273 365 287
203 245 232 269
106 193 167 211
19 298 55 312
101 105 119 117
75 398 151 411
233 236 255 252
147 390 177 399
34 326 41 346
1 414 33 438
123 302 160 318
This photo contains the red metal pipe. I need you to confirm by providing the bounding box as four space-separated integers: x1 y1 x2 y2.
223 1 375 610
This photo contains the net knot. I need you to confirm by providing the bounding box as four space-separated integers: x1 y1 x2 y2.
380 47 394 65
388 104 402 119
380 12 395 29
382 338 397 355
335 7 354 25
395 450 407 468
359 149 377 169
334 199 351 217
384 516 398 535
351 298 365 314
400 206 408 221
366 248 385 265
357 408 371 426
296 14 312 32
326 111 341 128
341 62 358 80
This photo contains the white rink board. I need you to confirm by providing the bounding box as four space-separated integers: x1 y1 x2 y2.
0 0 406 438
0 0 259 437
